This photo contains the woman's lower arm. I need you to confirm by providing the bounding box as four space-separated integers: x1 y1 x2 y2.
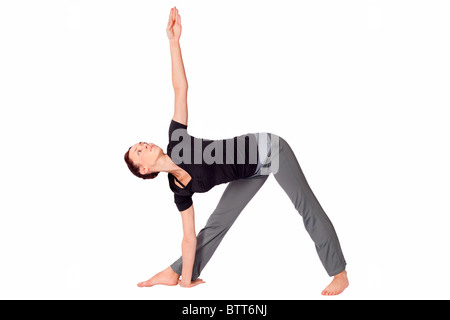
181 236 197 285
169 40 188 90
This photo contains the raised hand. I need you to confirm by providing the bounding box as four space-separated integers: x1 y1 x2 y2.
166 6 182 42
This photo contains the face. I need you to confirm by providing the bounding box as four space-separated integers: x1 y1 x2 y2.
128 142 163 175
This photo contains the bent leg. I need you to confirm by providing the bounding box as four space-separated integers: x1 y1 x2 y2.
171 174 269 280
271 135 347 276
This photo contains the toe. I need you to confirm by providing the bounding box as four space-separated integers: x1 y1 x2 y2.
138 280 151 287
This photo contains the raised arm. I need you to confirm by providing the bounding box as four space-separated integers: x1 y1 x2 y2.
167 7 188 126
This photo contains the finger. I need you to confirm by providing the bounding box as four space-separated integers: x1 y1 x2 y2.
167 8 174 28
193 279 205 286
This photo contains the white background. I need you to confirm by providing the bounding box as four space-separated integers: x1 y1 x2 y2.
1 0 449 300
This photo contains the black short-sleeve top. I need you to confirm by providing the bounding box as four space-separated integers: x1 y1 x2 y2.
167 120 259 212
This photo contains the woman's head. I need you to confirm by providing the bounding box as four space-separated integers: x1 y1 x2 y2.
124 142 163 179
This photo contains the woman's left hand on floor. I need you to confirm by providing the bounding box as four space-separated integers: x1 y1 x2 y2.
178 278 206 288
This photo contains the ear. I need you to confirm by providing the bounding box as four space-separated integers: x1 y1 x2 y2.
139 167 148 175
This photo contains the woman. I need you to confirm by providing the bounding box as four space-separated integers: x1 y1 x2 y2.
124 7 349 296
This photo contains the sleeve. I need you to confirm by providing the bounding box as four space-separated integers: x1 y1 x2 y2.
174 194 193 212
169 119 188 141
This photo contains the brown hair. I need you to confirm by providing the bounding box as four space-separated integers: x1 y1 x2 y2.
124 146 159 180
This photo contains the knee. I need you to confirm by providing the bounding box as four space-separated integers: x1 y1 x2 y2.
205 208 242 229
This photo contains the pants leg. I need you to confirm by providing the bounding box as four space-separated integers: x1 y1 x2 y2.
267 134 347 276
171 173 269 280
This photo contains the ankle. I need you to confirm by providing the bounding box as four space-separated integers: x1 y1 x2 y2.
167 266 181 279
334 270 347 279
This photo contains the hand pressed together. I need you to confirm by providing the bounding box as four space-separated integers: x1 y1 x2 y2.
166 6 182 42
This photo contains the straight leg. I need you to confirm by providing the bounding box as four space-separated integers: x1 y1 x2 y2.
269 134 347 277
171 173 269 280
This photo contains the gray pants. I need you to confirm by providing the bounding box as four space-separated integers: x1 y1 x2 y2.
171 133 346 279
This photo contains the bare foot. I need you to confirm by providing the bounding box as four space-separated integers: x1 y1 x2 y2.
321 270 349 296
137 266 180 287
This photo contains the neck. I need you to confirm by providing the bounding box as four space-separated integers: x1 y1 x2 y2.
152 154 184 176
